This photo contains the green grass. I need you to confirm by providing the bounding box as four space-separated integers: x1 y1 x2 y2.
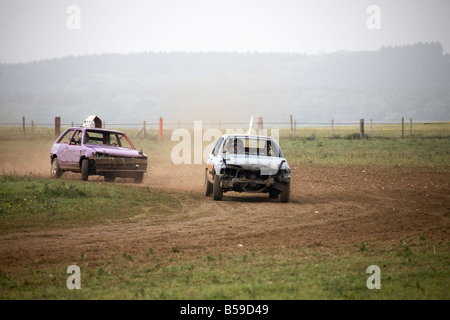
0 176 182 232
280 137 450 168
277 122 450 139
1 240 448 299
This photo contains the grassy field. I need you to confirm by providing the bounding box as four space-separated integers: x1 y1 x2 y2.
1 126 449 172
279 122 450 139
0 177 448 300
0 175 183 233
115 128 450 168
6 124 448 167
280 137 450 167
0 125 449 300
2 241 448 299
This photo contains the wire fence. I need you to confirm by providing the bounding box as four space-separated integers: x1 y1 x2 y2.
1 117 449 140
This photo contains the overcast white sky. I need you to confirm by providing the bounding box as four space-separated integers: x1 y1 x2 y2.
0 0 449 63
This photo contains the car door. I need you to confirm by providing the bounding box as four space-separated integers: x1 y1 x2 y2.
56 129 76 168
206 137 224 180
65 129 84 170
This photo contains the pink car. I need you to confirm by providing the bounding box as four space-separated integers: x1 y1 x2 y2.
50 127 147 183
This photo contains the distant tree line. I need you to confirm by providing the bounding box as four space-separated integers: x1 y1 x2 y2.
0 42 449 123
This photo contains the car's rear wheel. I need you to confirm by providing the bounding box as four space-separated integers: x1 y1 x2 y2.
51 157 62 179
280 181 290 203
213 174 223 201
104 174 115 182
204 170 213 196
134 172 144 183
81 159 89 181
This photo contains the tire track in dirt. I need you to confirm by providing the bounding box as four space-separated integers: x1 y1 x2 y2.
0 153 449 270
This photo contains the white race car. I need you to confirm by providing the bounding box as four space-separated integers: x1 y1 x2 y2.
204 134 291 202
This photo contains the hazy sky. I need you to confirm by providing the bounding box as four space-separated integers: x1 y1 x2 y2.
1 0 449 63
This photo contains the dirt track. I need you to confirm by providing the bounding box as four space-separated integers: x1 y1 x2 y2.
0 156 449 270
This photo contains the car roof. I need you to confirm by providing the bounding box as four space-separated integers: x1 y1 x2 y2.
222 134 271 139
221 134 279 143
67 127 125 134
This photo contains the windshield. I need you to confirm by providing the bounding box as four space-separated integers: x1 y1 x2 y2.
222 137 282 157
84 130 135 149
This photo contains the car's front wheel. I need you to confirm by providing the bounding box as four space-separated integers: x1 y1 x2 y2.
51 157 62 179
134 172 144 183
280 180 290 203
269 190 279 199
213 174 223 201
81 159 89 181
204 170 213 196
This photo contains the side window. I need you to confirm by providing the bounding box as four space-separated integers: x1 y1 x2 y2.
213 138 224 156
69 130 83 145
110 134 119 146
117 134 134 149
270 140 282 157
85 131 104 145
58 129 75 144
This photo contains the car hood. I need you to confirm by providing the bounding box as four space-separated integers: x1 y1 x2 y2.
88 145 146 158
222 155 288 175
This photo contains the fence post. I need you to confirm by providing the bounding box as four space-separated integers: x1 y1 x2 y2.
159 117 163 140
410 117 412 137
256 117 264 130
370 118 373 137
55 117 61 139
294 120 296 137
31 120 34 134
331 119 334 138
256 117 264 135
290 115 293 136
402 117 404 139
22 116 26 137
360 119 364 140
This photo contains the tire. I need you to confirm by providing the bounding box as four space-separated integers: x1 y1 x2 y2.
81 159 89 181
280 180 290 203
269 190 279 199
134 172 144 184
104 175 116 182
204 170 213 196
51 157 62 179
213 174 223 201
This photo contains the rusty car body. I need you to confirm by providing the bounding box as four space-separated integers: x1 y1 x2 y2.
204 134 291 202
50 127 147 182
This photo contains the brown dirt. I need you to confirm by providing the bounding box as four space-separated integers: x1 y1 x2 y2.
0 151 449 270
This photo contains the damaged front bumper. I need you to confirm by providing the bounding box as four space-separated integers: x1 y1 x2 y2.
93 154 147 174
218 165 290 192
